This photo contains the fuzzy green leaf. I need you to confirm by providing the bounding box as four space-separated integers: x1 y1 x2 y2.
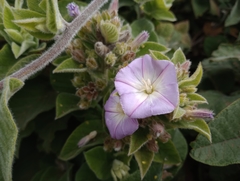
150 50 170 60
0 77 24 181
225 0 240 27
179 63 203 87
11 8 45 19
191 0 209 17
13 17 47 32
211 44 240 61
45 0 65 34
53 58 87 73
4 29 23 44
134 147 154 180
136 41 169 57
171 48 187 64
168 119 212 142
84 146 113 180
150 10 176 21
172 106 186 119
122 162 163 181
128 127 150 155
131 18 154 37
0 45 17 80
190 99 240 166
55 93 79 119
11 40 36 58
59 120 106 161
154 140 181 164
187 93 208 104
9 77 56 130
27 0 44 13
3 6 20 30
75 163 99 181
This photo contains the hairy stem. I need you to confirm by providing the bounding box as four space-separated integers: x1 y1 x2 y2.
0 0 108 90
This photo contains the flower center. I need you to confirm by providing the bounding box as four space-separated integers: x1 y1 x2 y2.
142 78 153 94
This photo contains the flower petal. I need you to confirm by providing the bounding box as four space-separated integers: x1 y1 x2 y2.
120 91 176 118
104 91 139 139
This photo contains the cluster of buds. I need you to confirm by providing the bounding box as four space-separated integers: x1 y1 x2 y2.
66 0 149 109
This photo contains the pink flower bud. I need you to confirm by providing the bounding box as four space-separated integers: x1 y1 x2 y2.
131 31 149 50
66 2 80 18
77 131 97 147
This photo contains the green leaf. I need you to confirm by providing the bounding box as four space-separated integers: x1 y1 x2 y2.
52 55 70 66
53 58 87 73
149 10 176 21
12 8 45 19
171 48 187 64
191 0 209 17
0 44 17 80
190 99 240 166
203 35 228 56
128 127 150 155
150 50 170 60
13 17 47 32
4 29 23 44
167 119 211 142
154 140 181 164
27 0 44 14
0 77 24 181
75 163 100 181
134 147 154 179
6 54 39 76
225 0 240 27
172 106 186 119
122 162 163 181
131 18 154 37
3 6 20 30
9 77 56 130
11 40 36 59
199 90 240 115
179 63 203 87
59 120 106 160
187 93 208 104
37 166 65 180
136 41 169 57
84 146 113 180
211 44 240 61
45 0 65 34
55 93 79 119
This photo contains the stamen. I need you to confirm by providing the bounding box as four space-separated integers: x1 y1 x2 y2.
142 78 153 94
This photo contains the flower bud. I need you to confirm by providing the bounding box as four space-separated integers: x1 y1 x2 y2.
113 140 122 151
105 52 117 67
131 31 149 50
95 79 107 90
185 109 214 119
66 2 80 18
108 0 119 15
77 131 97 147
119 30 131 42
113 42 128 56
121 51 135 62
147 139 159 153
71 49 85 63
159 131 171 143
86 57 98 70
78 100 91 109
95 42 109 56
72 38 83 49
150 122 165 138
111 159 129 181
100 21 119 44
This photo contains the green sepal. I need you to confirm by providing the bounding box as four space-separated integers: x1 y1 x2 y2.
0 77 24 181
134 146 154 180
128 127 151 155
179 62 203 87
4 29 23 44
171 48 187 64
150 50 170 60
172 106 186 120
187 93 208 104
136 41 169 57
55 93 79 119
154 139 181 164
53 58 87 73
59 120 106 161
84 146 113 180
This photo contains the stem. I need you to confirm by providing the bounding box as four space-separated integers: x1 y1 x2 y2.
0 0 108 90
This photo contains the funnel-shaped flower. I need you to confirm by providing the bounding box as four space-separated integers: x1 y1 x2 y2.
115 54 179 119
104 90 139 139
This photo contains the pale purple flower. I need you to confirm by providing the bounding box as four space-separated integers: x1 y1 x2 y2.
115 54 179 119
104 90 139 140
66 2 80 17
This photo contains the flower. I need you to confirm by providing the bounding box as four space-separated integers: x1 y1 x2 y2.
104 90 139 139
115 54 179 119
66 2 80 17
